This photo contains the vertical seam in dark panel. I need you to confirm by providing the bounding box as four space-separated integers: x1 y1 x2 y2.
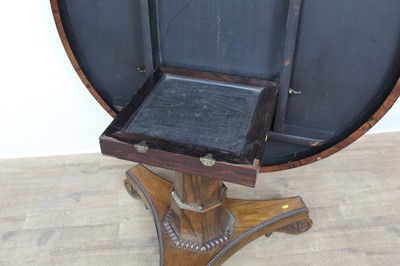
274 0 303 132
148 0 162 66
140 0 155 74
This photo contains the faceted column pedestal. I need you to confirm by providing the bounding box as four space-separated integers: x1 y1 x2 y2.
124 164 312 266
165 173 234 252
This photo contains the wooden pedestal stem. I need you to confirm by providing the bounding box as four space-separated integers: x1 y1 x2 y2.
170 173 230 244
124 164 312 266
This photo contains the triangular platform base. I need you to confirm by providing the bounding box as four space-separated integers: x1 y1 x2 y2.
125 165 312 266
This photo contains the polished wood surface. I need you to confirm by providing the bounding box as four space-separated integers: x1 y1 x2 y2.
100 136 259 187
125 165 311 265
1 132 399 265
171 173 228 243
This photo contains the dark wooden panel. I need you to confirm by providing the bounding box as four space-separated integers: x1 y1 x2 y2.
287 0 400 132
58 0 152 111
154 0 290 79
123 74 262 154
104 67 277 165
261 80 400 172
100 67 279 186
262 0 400 167
100 136 258 187
274 0 303 132
52 0 400 171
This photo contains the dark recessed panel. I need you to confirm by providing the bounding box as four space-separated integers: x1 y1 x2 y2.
261 0 400 166
58 0 152 111
155 0 290 80
287 0 400 135
123 74 262 153
102 67 278 175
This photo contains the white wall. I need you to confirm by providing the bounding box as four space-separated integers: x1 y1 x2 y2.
0 1 398 159
0 1 112 159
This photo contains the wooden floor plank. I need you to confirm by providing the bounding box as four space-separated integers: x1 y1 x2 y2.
0 224 119 248
0 132 399 265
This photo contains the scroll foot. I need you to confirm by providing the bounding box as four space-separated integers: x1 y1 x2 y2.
124 179 141 200
277 218 313 235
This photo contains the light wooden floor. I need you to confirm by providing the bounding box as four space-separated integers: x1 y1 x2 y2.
0 132 399 266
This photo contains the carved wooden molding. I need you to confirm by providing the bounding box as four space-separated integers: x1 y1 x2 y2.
277 218 313 235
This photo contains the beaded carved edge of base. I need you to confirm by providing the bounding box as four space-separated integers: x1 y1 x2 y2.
162 209 236 253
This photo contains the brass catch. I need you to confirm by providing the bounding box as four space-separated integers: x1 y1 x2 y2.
137 66 146 73
200 154 216 167
289 88 302 95
134 141 149 154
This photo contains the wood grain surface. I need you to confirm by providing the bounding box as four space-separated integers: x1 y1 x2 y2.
1 132 399 265
100 136 259 187
125 164 310 265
